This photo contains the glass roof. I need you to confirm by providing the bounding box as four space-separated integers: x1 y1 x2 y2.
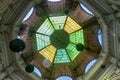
66 43 80 61
49 16 66 30
64 17 82 33
40 45 56 62
37 19 54 36
36 16 84 63
54 49 70 63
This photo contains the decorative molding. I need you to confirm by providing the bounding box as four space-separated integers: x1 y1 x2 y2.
0 33 10 67
0 25 9 32
96 64 117 80
0 66 14 80
106 0 120 11
107 65 120 80
0 71 8 80
0 0 12 14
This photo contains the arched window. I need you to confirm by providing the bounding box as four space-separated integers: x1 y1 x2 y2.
98 29 102 46
85 59 97 73
56 76 72 80
33 66 42 77
48 0 62 2
22 7 34 22
80 3 94 16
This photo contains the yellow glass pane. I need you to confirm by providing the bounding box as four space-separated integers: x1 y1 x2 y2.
64 17 82 34
39 45 56 62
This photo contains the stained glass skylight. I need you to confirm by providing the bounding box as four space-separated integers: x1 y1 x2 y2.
64 17 82 33
40 45 56 62
36 16 84 63
49 16 66 30
54 49 70 63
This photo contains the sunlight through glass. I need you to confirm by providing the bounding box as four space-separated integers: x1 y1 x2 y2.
48 0 62 2
22 7 34 22
56 76 72 80
80 3 94 15
34 66 42 77
85 59 97 73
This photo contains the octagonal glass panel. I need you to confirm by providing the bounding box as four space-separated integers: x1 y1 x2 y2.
66 43 80 61
49 16 67 30
37 19 54 36
64 17 82 34
54 49 70 63
36 16 84 63
70 30 84 44
36 34 50 50
39 45 56 62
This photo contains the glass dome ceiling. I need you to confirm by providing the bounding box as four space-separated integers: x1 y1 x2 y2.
36 16 84 63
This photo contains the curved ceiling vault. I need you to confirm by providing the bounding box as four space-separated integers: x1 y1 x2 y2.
20 0 101 80
2 0 120 80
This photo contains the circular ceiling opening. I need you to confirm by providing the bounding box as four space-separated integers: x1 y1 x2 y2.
36 16 84 63
50 30 69 49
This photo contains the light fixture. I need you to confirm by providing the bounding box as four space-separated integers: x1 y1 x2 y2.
9 39 25 52
42 59 51 68
76 43 84 51
25 64 34 73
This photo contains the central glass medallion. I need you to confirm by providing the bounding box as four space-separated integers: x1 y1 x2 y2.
50 30 69 49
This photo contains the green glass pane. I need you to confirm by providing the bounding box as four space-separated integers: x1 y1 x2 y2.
66 43 80 61
37 19 54 35
54 49 70 63
36 34 50 50
70 30 84 44
50 16 67 30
